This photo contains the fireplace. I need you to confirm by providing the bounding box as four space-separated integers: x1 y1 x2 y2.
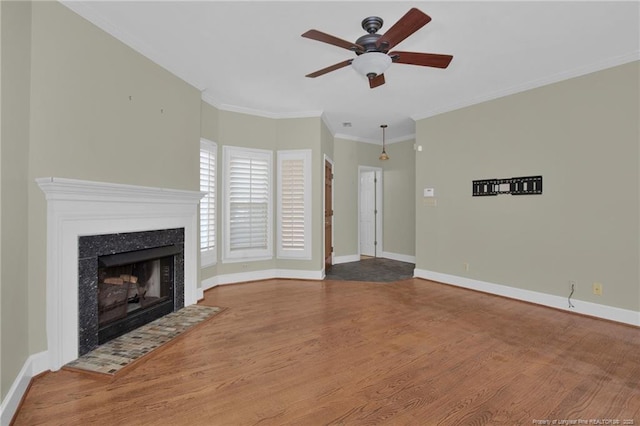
38 177 204 370
78 229 185 356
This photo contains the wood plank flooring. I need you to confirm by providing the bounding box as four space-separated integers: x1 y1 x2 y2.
12 278 640 425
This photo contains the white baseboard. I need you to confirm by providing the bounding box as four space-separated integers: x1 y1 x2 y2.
1 351 49 426
201 275 218 292
381 252 415 264
202 268 324 291
414 268 640 327
333 254 360 264
276 268 325 281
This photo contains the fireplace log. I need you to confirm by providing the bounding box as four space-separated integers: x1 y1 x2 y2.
103 275 139 285
120 274 139 284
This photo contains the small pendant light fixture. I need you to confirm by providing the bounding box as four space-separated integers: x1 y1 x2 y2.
379 124 389 161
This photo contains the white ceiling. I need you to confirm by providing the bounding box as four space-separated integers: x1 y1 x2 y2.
61 1 639 144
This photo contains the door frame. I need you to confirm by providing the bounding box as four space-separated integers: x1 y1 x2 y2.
358 166 383 257
324 155 334 269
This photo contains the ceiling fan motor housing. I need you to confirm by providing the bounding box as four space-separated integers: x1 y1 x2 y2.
355 33 385 53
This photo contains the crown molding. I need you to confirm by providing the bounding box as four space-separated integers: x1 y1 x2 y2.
333 132 415 145
202 93 418 143
201 92 322 119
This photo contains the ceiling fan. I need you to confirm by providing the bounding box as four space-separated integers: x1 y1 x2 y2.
302 8 453 89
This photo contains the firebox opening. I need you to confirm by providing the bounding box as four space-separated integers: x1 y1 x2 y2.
98 259 165 326
96 244 181 345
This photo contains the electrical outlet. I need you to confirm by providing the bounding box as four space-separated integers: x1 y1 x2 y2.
569 280 576 291
593 282 603 296
463 262 470 272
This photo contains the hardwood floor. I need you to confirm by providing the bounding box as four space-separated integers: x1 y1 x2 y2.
12 278 640 425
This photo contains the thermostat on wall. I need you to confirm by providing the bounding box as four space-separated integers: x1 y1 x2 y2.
423 188 435 197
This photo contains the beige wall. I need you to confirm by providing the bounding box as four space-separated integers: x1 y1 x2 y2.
28 2 200 190
333 138 416 259
415 61 639 312
333 138 375 257
200 101 219 144
20 0 201 393
1 0 31 400
382 140 416 258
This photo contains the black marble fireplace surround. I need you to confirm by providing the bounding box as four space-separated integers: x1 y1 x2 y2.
78 228 185 356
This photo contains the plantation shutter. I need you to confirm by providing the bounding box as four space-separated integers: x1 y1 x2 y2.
199 140 216 266
277 150 311 259
280 158 305 250
223 146 272 261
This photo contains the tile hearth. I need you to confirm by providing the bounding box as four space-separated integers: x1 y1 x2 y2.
65 304 224 375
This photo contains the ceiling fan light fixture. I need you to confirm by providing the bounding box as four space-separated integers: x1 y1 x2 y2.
352 52 392 79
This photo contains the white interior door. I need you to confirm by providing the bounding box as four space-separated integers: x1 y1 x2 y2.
360 171 376 256
359 168 382 257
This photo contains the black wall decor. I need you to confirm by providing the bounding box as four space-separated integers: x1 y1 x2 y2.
473 175 542 196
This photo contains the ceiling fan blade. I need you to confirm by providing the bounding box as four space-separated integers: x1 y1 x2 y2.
369 74 385 89
390 51 453 68
376 8 432 51
302 30 364 52
305 59 353 78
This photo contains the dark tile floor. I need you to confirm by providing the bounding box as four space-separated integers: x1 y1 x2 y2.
325 257 415 282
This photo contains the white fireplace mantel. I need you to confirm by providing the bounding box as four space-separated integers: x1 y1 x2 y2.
37 177 205 371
